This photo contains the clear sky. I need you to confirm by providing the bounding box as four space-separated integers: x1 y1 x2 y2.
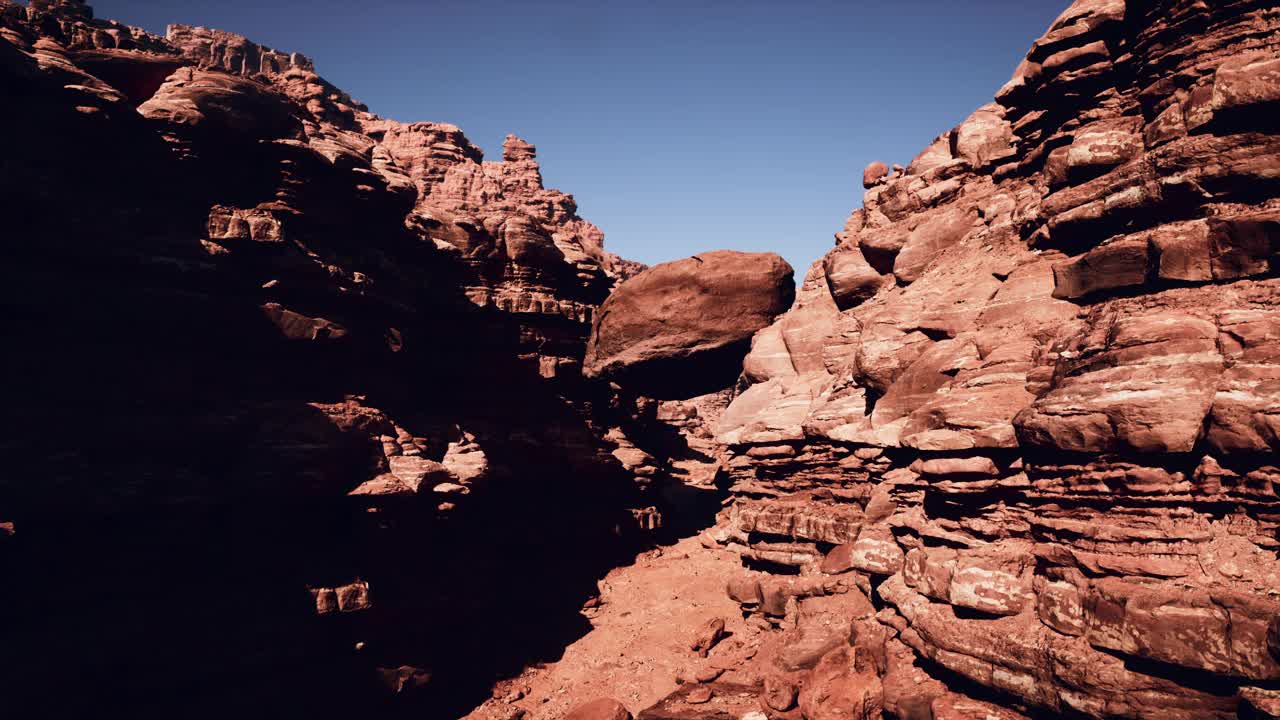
94 0 1064 274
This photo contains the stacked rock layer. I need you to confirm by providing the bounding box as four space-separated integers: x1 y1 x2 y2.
708 0 1280 717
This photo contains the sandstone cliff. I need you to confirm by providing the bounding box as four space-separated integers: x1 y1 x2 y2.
703 0 1280 717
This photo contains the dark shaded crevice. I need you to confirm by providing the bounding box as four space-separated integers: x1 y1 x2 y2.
1093 645 1255 697
915 326 954 342
603 340 757 400
741 556 804 576
860 245 900 276
69 49 185 106
652 480 729 542
1057 265 1280 304
862 385 884 417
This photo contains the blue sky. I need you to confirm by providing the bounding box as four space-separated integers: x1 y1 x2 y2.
95 0 1064 273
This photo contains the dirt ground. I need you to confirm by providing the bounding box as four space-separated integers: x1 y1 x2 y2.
462 534 756 720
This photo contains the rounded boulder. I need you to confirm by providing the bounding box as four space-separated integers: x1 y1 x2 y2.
583 250 794 398
862 160 890 188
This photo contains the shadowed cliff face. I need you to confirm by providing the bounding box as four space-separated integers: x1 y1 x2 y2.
0 2 668 718
695 0 1280 717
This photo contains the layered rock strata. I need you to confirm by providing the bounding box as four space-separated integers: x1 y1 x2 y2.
699 0 1280 717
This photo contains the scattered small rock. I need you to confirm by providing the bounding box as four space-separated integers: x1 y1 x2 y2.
686 686 713 704
694 666 724 683
763 675 798 711
690 617 727 657
503 686 527 703
489 705 526 720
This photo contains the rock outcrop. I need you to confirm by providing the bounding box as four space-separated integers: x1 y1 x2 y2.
584 251 795 398
696 0 1280 718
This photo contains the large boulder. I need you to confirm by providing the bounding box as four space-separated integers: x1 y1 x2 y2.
584 250 794 398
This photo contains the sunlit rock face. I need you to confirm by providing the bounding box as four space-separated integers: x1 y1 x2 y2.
699 0 1280 717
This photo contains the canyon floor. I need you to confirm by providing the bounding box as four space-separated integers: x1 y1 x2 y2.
464 534 751 720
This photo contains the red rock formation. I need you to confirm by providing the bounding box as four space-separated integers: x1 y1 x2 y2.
699 0 1280 717
8 0 1280 718
0 2 652 718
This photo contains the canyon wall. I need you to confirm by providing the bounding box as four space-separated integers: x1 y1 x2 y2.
6 0 1280 718
702 0 1280 717
0 2 693 717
